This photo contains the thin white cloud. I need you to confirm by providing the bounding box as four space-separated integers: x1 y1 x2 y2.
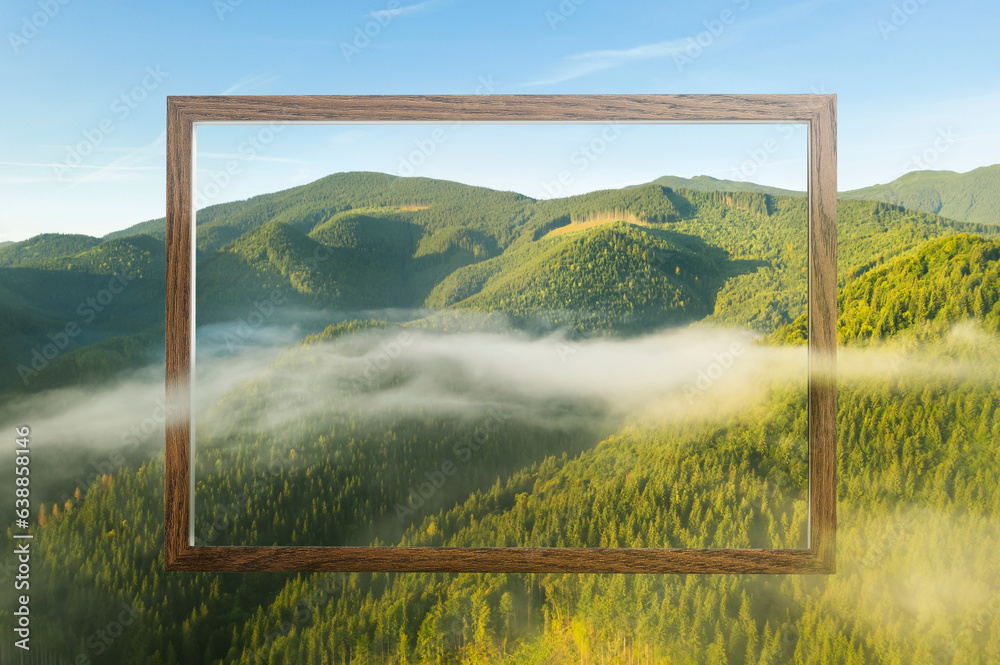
197 152 307 164
365 0 445 20
525 0 841 87
220 70 278 96
0 160 162 186
707 156 808 179
565 40 692 63
0 175 62 185
28 145 147 154
0 161 160 171
526 38 690 87
68 130 166 188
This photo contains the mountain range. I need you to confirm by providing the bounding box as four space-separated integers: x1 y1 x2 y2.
650 165 1000 227
3 166 1000 664
839 164 1000 225
0 167 997 397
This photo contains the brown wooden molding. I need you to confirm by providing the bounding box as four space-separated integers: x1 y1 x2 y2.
165 94 837 574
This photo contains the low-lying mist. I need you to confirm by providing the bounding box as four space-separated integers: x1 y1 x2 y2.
4 312 998 511
194 316 1000 443
195 322 800 441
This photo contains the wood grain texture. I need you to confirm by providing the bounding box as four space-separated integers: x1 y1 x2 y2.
168 94 832 124
807 94 838 573
166 546 828 575
165 100 193 570
164 94 837 574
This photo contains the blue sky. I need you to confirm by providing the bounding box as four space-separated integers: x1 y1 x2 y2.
1 0 999 241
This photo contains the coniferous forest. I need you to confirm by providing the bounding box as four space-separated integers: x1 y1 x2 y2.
2 171 1000 664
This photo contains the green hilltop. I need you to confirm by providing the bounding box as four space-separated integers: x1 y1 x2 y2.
4 170 1000 664
651 166 1000 227
838 233 1000 342
0 232 102 267
649 174 804 197
2 171 995 395
840 164 1000 225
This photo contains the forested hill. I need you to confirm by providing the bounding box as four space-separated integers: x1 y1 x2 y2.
103 172 536 249
3 173 1000 664
841 164 1000 225
838 234 1000 342
7 239 1000 664
652 165 1000 227
648 174 804 197
0 233 101 267
769 234 1000 345
0 172 994 395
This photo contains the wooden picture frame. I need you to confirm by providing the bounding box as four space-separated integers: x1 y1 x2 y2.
165 94 837 573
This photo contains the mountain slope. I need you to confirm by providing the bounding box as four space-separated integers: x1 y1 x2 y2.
654 165 1000 227
7 176 1000 664
429 221 726 332
14 322 1000 664
650 174 803 197
838 234 1000 342
0 233 101 267
107 172 535 251
0 235 165 393
841 164 1000 225
196 219 411 320
3 172 996 395
772 233 1000 345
